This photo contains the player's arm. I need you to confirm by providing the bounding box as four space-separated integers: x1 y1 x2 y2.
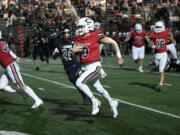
10 50 20 62
145 35 150 43
99 37 123 67
148 39 159 49
52 48 60 60
72 42 83 53
124 33 131 43
169 33 177 46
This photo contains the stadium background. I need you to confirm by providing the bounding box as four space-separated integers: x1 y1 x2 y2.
0 0 179 57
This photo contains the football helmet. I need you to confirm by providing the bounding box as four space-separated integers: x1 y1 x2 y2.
94 22 101 30
135 23 142 34
112 31 116 36
63 28 71 40
76 17 94 35
105 31 110 36
154 21 165 33
118 32 122 36
151 25 155 32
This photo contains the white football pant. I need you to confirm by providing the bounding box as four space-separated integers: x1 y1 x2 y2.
76 61 112 103
155 52 168 72
167 43 178 59
132 45 145 60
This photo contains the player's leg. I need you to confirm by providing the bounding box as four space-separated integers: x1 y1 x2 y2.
138 46 145 72
0 74 16 93
69 65 91 105
6 62 43 108
76 63 101 115
167 43 178 59
33 47 40 71
158 52 168 91
99 68 107 79
132 46 138 64
89 79 118 118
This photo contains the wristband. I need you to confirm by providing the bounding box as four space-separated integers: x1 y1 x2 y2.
116 52 122 58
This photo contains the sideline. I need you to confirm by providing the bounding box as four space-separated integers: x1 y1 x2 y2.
22 72 180 119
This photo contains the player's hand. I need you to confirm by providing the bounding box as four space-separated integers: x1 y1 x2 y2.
72 43 83 53
16 57 20 63
118 57 123 67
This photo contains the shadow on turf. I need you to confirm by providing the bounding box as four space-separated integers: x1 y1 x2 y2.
129 82 157 91
0 98 28 106
43 97 112 124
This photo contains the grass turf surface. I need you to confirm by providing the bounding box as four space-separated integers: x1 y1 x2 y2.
0 55 180 135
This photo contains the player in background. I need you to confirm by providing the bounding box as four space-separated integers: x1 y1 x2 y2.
94 22 107 79
0 31 43 108
148 21 176 91
166 28 178 60
31 26 43 71
74 17 123 118
125 23 149 72
52 28 90 105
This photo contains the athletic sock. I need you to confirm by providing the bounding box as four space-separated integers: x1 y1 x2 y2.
24 86 41 102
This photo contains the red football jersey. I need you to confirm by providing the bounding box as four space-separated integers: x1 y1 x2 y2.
150 30 171 53
0 41 14 68
131 30 147 47
75 30 105 64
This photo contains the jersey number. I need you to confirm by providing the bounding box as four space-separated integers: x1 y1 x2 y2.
135 37 142 44
156 39 165 48
62 48 72 62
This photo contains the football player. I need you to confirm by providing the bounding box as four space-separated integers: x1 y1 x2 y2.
148 21 176 91
73 17 123 118
166 28 178 60
125 23 149 72
53 28 90 105
31 28 44 71
0 31 43 108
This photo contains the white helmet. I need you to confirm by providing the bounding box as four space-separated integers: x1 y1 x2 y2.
119 32 122 36
123 32 127 36
150 25 155 32
94 22 101 30
154 21 165 33
112 31 116 36
76 17 94 35
105 31 110 36
135 23 142 34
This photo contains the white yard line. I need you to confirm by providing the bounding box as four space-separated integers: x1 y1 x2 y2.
105 65 180 77
22 73 180 119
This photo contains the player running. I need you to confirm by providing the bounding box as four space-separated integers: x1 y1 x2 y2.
53 27 90 105
125 23 149 72
0 31 43 108
73 17 123 118
148 21 175 91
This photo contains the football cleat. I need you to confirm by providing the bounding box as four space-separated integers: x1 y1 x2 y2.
31 99 43 109
138 69 144 72
110 100 119 118
92 99 101 115
156 84 163 92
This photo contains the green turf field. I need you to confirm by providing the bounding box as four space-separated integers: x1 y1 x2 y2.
0 55 180 135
